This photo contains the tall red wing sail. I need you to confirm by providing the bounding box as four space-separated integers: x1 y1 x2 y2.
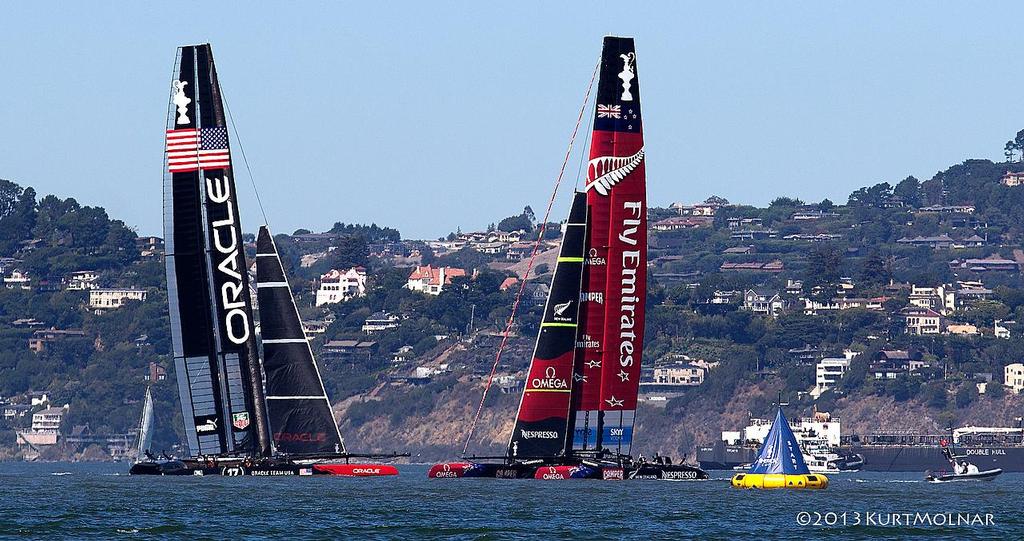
507 193 588 460
588 36 645 455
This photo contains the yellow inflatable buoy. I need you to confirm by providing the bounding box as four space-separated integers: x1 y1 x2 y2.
731 472 828 489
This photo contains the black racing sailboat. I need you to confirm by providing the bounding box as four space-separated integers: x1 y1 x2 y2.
254 226 399 475
428 36 706 480
130 43 400 476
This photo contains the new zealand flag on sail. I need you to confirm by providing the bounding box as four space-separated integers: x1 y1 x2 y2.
594 39 642 134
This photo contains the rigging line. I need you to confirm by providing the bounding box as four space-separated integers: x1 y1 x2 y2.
573 85 597 192
461 60 600 458
220 82 271 228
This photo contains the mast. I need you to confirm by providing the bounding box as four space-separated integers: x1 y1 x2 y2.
576 36 646 457
255 226 347 456
163 44 271 457
507 193 588 461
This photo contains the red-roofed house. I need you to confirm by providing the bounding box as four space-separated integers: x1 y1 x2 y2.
406 265 467 295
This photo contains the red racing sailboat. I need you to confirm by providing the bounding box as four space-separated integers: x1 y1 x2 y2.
429 36 706 481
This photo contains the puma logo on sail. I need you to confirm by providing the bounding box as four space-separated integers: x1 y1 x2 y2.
585 149 644 196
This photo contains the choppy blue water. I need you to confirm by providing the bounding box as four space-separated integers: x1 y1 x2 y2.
0 462 1019 539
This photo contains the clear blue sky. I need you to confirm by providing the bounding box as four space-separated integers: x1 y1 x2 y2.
2 2 1023 239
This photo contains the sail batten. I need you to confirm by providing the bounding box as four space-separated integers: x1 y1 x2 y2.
256 226 346 456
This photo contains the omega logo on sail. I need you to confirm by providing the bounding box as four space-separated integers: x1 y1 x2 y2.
531 366 568 390
618 201 643 369
206 176 250 345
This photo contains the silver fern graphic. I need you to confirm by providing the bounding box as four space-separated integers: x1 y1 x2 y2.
553 300 573 316
585 148 644 195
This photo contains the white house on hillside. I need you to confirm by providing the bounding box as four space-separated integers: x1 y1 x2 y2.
813 357 852 398
65 270 100 291
315 267 367 306
406 265 466 295
89 288 147 309
1006 363 1024 394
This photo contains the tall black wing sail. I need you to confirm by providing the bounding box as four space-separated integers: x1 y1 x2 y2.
507 192 588 459
256 227 346 455
164 44 271 457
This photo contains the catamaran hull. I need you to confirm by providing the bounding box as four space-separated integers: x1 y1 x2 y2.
130 460 399 476
427 462 539 479
427 462 707 480
626 463 709 480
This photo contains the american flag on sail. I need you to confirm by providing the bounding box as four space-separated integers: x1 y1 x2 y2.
166 127 231 172
597 104 621 118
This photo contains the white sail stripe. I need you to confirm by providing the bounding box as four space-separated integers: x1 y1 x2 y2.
255 253 278 257
256 281 289 288
265 395 330 400
262 338 308 344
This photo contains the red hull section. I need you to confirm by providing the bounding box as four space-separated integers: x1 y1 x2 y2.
427 462 472 478
534 465 578 480
312 463 398 476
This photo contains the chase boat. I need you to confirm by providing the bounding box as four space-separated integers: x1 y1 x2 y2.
925 446 1002 483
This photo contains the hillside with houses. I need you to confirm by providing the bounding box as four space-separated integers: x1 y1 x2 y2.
4 150 1024 461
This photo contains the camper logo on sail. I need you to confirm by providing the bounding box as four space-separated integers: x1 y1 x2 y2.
581 291 604 304
530 366 568 390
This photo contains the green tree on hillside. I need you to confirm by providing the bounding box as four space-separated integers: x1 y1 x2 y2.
858 250 891 288
893 176 921 207
805 244 844 301
0 181 37 255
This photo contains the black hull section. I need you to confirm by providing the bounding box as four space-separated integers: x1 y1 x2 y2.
128 459 398 476
129 460 215 476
